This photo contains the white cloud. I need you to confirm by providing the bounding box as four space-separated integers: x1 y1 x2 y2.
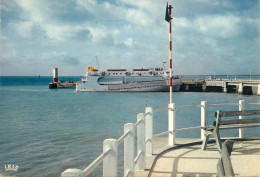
8 0 128 44
9 21 32 38
44 24 79 41
87 25 108 43
126 9 152 27
1 0 259 75
124 38 133 47
76 0 97 14
175 17 191 28
14 0 45 22
195 15 241 38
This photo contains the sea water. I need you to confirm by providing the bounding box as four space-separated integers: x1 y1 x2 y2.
0 76 259 176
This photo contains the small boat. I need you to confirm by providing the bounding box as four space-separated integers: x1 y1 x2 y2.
76 66 182 92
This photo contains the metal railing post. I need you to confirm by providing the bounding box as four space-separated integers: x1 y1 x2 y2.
137 113 145 170
124 123 135 177
145 107 153 156
239 100 245 138
103 139 118 177
168 103 175 146
201 101 208 140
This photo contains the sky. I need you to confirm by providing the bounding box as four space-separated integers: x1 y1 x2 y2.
0 0 259 76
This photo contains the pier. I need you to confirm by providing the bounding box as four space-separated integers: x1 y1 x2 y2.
61 100 260 177
180 79 206 92
180 78 260 95
49 80 77 89
49 68 77 89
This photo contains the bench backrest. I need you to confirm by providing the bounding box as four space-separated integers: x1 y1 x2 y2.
213 110 260 177
214 110 260 127
216 110 260 118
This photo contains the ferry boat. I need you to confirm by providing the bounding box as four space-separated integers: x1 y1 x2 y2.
76 66 182 92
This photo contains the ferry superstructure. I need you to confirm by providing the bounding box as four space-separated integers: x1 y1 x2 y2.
76 66 182 92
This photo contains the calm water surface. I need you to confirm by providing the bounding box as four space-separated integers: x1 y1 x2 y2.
0 76 259 176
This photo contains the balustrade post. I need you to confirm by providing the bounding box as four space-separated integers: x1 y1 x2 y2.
61 169 83 177
239 100 245 138
201 101 208 140
168 103 175 146
257 84 260 96
223 82 227 93
238 83 243 94
145 107 153 156
137 113 145 170
103 139 118 177
124 123 135 177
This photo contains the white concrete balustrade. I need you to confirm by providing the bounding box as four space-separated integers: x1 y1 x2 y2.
145 107 153 156
61 100 259 177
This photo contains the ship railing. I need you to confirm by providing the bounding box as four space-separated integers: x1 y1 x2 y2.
61 100 260 177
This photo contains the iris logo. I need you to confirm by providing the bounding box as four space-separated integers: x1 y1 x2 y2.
4 164 19 172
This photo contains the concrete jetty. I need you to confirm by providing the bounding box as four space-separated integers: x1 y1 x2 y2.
49 80 77 89
180 79 206 92
49 68 77 89
181 78 260 95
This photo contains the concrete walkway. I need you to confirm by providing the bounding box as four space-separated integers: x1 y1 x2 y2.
135 137 260 177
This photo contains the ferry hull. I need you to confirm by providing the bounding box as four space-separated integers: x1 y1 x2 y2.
76 77 181 92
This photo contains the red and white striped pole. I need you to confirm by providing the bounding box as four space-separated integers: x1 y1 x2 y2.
169 5 173 104
166 3 173 104
166 3 175 146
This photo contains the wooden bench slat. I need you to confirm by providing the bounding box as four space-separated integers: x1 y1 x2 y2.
219 123 260 129
219 118 260 125
216 110 260 117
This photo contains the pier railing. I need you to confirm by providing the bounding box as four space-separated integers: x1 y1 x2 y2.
61 100 260 177
61 112 147 177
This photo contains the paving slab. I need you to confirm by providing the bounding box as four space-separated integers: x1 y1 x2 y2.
134 137 260 177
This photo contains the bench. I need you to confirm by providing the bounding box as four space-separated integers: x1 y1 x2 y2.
202 110 260 151
217 140 235 177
